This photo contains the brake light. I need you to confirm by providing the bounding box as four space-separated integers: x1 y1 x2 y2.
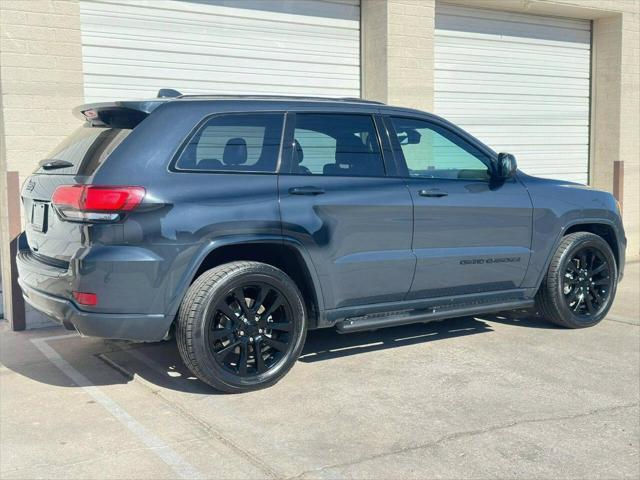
73 291 98 306
52 185 145 222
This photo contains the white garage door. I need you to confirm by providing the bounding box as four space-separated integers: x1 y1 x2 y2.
80 0 360 102
435 4 591 184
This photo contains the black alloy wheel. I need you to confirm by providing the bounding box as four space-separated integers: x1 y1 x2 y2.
562 246 612 317
536 232 618 329
176 261 307 393
207 282 294 376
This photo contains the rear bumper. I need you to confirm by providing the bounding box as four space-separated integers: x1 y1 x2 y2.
16 246 172 342
19 278 170 341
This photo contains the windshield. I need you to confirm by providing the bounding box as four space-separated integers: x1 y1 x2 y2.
35 126 132 175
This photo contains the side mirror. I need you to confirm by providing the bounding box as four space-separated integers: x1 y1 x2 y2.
398 129 421 145
497 152 517 179
406 129 421 144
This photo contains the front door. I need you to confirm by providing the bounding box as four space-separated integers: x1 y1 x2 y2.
278 112 415 310
387 115 533 300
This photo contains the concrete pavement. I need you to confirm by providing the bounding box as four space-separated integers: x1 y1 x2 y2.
1 262 638 479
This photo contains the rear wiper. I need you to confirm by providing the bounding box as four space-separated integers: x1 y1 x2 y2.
39 159 74 170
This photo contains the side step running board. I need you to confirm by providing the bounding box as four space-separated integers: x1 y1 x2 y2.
335 299 535 333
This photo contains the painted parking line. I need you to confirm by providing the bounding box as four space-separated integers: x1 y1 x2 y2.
31 334 204 480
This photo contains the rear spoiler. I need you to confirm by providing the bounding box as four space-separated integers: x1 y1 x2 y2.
73 99 169 128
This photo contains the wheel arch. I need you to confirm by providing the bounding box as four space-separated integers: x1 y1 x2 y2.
168 236 324 328
563 222 620 268
533 218 623 292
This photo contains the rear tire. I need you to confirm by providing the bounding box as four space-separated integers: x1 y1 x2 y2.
536 232 617 328
176 261 307 393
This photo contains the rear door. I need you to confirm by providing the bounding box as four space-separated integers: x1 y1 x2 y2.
387 115 533 299
278 112 415 310
21 125 133 264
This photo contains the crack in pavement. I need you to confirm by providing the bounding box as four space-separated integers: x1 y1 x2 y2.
605 315 640 327
287 402 640 479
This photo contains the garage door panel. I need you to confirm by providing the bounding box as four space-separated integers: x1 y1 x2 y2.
436 49 590 74
83 73 355 101
80 0 360 102
439 102 589 117
83 72 359 94
469 134 588 146
84 14 360 52
83 37 358 67
438 101 590 123
437 4 591 44
82 55 360 85
435 76 589 98
436 41 590 72
82 48 360 79
86 0 360 30
83 73 359 94
438 3 587 27
435 3 591 184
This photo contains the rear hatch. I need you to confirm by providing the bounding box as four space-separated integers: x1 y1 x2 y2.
21 101 160 265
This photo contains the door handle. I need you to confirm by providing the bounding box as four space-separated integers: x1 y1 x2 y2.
418 189 448 198
289 186 325 196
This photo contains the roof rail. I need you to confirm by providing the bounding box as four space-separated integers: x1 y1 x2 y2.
176 94 385 104
339 97 385 104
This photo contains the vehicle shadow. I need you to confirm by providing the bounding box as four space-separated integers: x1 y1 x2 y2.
4 311 547 394
477 310 560 329
299 315 493 363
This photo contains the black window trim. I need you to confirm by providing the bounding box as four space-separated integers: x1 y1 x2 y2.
384 114 497 181
169 110 286 175
279 110 390 179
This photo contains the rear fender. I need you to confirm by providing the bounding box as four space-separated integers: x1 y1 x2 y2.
166 235 325 319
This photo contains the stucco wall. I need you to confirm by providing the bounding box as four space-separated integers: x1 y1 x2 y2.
0 0 84 324
362 0 436 111
0 0 84 183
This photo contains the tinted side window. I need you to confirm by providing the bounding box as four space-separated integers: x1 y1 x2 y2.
292 114 385 177
176 113 283 172
390 117 490 181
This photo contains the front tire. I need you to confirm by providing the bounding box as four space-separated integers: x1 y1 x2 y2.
536 232 617 328
176 261 307 393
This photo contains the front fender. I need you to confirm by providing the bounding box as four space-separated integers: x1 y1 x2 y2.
525 217 625 292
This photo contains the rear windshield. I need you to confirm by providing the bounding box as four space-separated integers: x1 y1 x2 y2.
35 126 131 175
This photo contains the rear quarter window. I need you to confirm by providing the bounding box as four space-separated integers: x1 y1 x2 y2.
35 126 131 175
174 113 284 173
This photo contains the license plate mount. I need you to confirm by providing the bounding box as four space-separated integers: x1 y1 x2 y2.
31 202 48 233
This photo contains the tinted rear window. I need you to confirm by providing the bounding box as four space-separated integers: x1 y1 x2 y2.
35 126 132 175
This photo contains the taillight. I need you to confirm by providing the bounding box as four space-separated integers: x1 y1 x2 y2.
52 185 145 222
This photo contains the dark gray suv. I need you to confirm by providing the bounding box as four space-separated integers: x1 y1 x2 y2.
17 93 626 392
